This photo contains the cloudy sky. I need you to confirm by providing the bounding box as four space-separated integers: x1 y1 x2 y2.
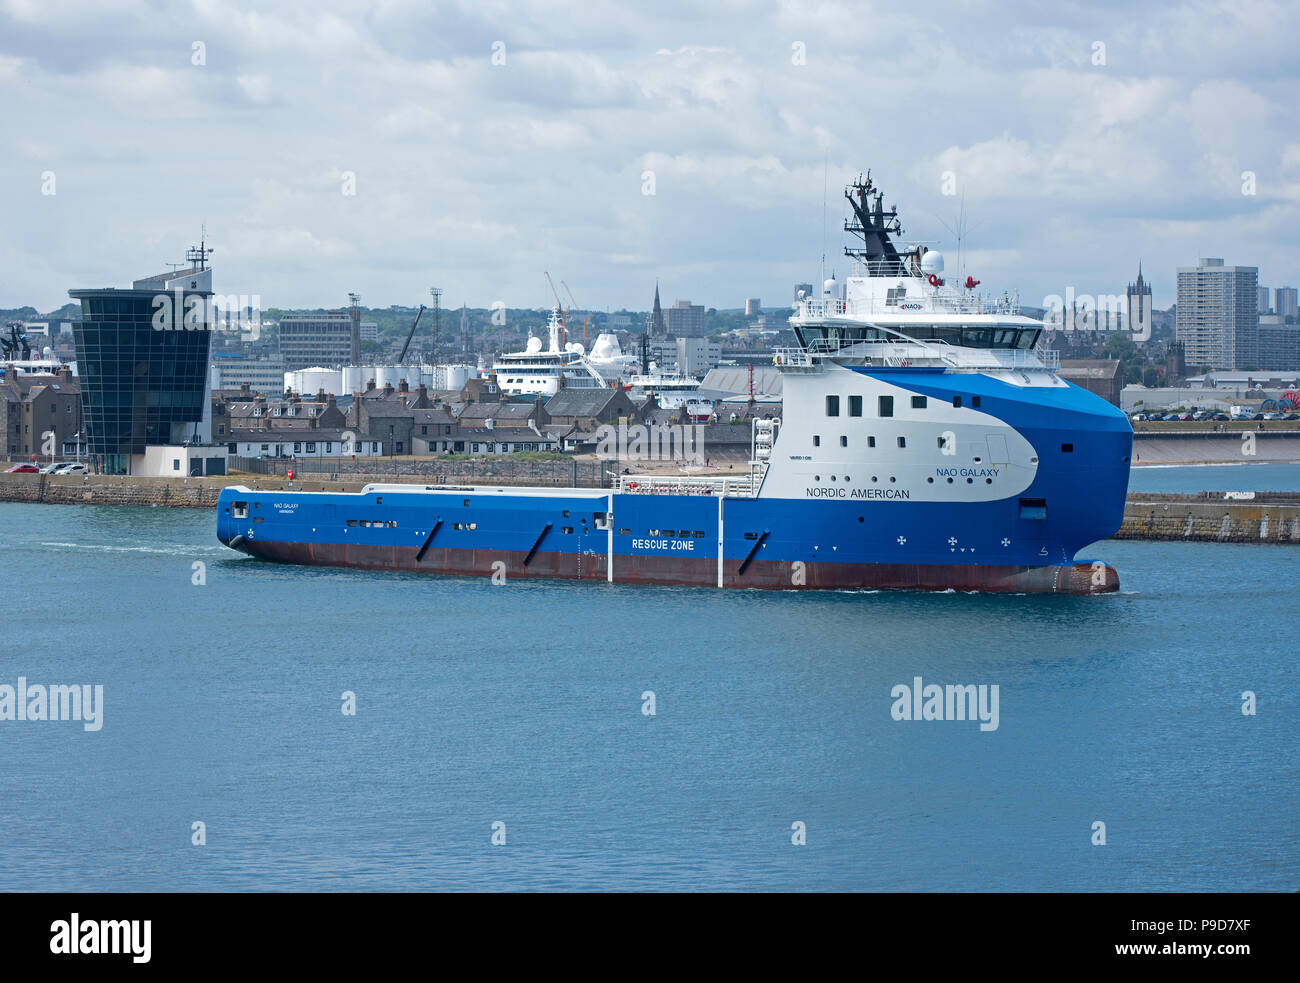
1 0 1296 316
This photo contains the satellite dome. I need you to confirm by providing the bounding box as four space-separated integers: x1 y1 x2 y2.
920 250 945 274
526 336 543 353
590 333 617 359
566 342 585 356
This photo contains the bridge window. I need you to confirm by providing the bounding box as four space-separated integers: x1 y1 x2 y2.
826 395 840 416
972 396 982 408
1061 443 1074 453
911 395 927 409
849 395 862 417
879 396 894 417
953 396 962 408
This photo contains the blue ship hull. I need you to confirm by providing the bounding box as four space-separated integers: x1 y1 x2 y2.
216 368 1133 593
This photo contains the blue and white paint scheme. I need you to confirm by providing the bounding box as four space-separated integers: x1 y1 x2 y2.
217 172 1132 593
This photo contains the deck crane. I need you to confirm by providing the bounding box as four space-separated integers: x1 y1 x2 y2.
560 281 592 347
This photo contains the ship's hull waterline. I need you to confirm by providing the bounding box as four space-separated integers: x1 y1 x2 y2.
225 537 1118 594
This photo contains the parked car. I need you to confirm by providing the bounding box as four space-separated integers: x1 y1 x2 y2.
5 463 39 473
51 462 89 475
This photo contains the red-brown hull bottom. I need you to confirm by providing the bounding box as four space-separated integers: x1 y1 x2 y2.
232 540 1119 594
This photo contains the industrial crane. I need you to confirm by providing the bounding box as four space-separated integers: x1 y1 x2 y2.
544 272 568 348
560 280 592 347
398 305 426 364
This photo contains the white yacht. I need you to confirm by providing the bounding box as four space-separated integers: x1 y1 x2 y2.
491 309 607 396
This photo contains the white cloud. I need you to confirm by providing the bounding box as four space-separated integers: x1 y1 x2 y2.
0 0 1297 311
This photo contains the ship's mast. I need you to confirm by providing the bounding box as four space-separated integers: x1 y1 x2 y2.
843 172 904 273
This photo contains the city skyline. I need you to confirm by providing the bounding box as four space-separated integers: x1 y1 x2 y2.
2 1 1299 315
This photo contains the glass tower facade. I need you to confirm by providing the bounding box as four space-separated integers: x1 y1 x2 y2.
69 286 212 474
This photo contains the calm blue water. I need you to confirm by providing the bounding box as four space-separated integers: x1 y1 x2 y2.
0 464 1296 892
1129 461 1300 494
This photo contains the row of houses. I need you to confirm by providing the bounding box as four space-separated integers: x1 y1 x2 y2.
212 379 684 458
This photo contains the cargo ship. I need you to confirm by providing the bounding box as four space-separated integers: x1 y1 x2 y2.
217 173 1132 593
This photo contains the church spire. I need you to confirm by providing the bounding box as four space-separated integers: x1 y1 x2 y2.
650 280 665 336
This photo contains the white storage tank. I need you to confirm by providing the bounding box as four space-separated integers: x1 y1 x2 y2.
341 365 366 394
284 367 342 395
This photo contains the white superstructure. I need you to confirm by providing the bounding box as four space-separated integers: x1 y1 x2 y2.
492 309 607 396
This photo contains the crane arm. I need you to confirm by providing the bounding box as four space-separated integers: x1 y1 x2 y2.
398 304 426 364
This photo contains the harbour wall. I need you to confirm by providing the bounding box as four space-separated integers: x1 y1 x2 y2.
1117 492 1300 544
1133 431 1300 466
